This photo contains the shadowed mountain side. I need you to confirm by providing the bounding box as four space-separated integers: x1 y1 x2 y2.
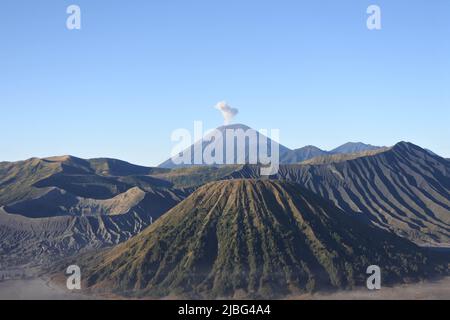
224 142 450 246
0 176 189 268
0 186 188 268
0 206 153 269
280 146 329 163
0 154 193 268
76 180 447 299
3 186 187 219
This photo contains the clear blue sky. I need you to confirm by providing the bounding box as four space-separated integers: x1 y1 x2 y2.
1 0 449 166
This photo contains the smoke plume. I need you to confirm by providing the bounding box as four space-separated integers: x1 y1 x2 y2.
214 101 239 125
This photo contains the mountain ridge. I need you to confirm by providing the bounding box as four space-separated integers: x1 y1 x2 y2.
330 142 383 154
2 140 448 273
223 142 450 246
158 123 384 168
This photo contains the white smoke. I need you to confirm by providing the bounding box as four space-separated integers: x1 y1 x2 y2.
214 101 239 125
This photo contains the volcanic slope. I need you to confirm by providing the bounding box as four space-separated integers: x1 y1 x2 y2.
0 156 187 268
225 142 450 246
79 180 447 299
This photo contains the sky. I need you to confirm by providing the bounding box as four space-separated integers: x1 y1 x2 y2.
1 0 449 166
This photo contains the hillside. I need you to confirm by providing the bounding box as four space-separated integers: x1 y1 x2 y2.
0 186 187 268
225 142 450 246
0 156 188 268
78 180 447 299
0 206 154 269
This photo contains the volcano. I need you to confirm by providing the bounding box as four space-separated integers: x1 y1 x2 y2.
80 180 446 299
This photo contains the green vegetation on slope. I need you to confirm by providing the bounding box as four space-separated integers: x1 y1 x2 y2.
79 180 447 299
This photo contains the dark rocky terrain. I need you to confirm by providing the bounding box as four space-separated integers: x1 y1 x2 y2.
224 142 450 246
0 156 188 269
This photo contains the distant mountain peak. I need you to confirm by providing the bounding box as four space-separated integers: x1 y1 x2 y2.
159 123 291 169
331 142 382 154
296 145 325 151
216 123 252 131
